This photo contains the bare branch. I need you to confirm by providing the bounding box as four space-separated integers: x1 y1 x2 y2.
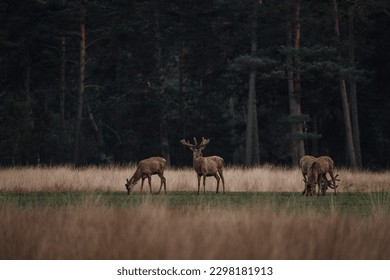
86 37 108 49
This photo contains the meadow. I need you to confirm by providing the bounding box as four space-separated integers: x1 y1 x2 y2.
0 165 390 259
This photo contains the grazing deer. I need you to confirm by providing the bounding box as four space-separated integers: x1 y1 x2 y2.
180 137 225 195
302 155 339 196
300 155 318 196
125 157 167 195
315 156 339 196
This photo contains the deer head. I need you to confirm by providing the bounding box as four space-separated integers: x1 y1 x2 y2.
180 137 210 159
303 178 316 196
326 174 340 189
125 178 135 195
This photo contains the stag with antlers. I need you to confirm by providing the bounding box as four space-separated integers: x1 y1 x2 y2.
301 155 340 196
180 137 225 195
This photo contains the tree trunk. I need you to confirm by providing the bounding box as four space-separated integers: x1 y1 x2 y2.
339 79 357 168
245 0 260 166
179 42 184 99
252 96 260 164
332 0 357 169
154 0 171 165
312 114 319 155
348 5 362 168
177 41 186 165
286 6 297 165
85 94 110 162
286 0 304 166
59 35 66 161
24 57 33 130
73 6 86 164
293 0 305 161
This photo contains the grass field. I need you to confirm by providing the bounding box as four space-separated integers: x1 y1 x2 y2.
0 165 390 259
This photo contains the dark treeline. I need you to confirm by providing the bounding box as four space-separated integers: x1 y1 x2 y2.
0 0 389 169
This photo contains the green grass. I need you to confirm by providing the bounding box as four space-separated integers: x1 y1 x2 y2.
1 191 389 217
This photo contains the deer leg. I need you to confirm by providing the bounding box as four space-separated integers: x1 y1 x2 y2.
157 173 165 194
319 175 324 196
325 175 331 195
214 173 220 194
323 177 330 196
303 181 311 196
319 175 326 196
328 170 337 196
197 174 201 195
147 175 152 194
140 178 145 192
157 174 166 194
302 175 308 195
203 176 206 194
316 182 319 196
317 176 322 196
219 170 225 194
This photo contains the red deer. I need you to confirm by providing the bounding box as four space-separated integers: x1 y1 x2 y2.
125 157 167 195
302 155 339 196
299 155 317 196
315 156 339 195
180 137 225 195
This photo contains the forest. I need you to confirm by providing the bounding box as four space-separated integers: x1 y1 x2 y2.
1 0 389 169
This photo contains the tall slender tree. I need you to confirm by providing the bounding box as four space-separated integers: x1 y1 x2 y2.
286 0 305 166
59 33 66 161
332 0 357 169
245 0 260 165
154 0 171 165
347 2 362 168
73 4 86 163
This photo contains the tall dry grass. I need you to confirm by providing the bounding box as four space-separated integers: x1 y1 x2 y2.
0 165 389 193
1 198 389 259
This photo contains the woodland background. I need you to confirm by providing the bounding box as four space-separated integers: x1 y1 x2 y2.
1 0 389 169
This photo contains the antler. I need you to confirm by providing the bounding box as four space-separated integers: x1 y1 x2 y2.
327 174 340 189
180 139 195 148
198 137 210 149
181 137 210 149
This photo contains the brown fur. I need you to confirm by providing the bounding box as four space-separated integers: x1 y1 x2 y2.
306 161 322 195
299 155 317 180
299 155 317 196
180 138 225 195
315 156 337 195
125 157 167 195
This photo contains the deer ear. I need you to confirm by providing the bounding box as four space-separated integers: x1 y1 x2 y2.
126 178 130 183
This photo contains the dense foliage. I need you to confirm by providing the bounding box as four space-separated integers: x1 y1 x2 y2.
1 0 389 168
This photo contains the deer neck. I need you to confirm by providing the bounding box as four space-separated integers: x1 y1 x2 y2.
192 154 203 172
132 170 142 183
